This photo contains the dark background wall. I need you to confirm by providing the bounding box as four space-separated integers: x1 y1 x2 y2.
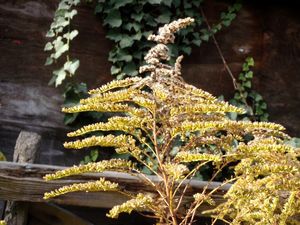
0 0 300 166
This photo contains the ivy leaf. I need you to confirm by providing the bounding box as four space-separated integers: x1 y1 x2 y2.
64 59 80 75
123 22 141 32
192 39 202 47
222 19 232 27
244 81 251 88
162 0 172 7
46 30 55 38
94 3 103 14
147 0 162 4
63 30 78 40
172 0 181 7
65 9 78 19
106 29 123 42
131 13 144 22
181 46 192 55
64 113 79 125
45 57 53 66
246 57 255 66
116 49 132 62
123 62 138 76
245 71 253 78
200 34 210 41
114 0 133 9
143 31 152 38
104 10 122 28
132 32 142 41
53 17 69 28
111 65 121 75
44 42 53 51
90 150 99 161
53 68 67 87
53 36 64 50
119 36 134 48
54 44 69 59
155 11 171 24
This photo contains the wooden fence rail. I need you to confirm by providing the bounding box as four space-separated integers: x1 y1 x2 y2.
0 161 230 213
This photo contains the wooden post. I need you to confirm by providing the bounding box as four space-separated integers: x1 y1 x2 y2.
4 131 41 225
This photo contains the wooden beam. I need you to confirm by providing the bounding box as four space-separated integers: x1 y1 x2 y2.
0 161 230 213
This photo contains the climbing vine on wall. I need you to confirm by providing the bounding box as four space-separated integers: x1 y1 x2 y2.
44 0 241 129
227 57 269 122
97 0 241 79
45 0 241 84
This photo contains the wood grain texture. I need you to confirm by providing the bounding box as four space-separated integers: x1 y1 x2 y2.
0 161 229 214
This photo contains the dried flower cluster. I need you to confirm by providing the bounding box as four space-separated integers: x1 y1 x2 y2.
44 18 300 225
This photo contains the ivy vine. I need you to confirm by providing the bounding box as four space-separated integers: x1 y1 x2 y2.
96 0 241 79
45 0 241 84
44 0 80 86
227 57 269 122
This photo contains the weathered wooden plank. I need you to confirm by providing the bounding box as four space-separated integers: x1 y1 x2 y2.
0 161 229 213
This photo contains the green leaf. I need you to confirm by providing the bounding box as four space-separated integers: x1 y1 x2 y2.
63 30 78 40
244 81 251 88
64 59 80 75
227 112 237 120
183 1 192 9
106 29 123 42
104 10 122 28
111 65 121 75
162 0 172 7
114 0 133 8
119 36 134 48
91 149 99 161
192 39 202 47
46 30 55 38
54 17 69 28
53 36 64 50
233 3 242 11
246 57 255 66
172 0 180 7
147 0 162 4
45 57 53 66
222 19 232 27
200 34 210 42
44 42 53 51
94 3 103 14
131 13 144 22
116 49 132 62
132 32 142 41
155 13 171 24
181 46 192 55
65 9 77 19
143 31 152 38
53 68 67 87
123 22 141 32
64 113 79 125
116 73 126 80
53 44 69 59
123 62 138 76
245 71 253 78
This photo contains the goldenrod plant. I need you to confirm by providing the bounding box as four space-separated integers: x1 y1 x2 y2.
44 18 300 225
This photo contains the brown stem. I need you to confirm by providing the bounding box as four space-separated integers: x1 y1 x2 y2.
200 6 238 90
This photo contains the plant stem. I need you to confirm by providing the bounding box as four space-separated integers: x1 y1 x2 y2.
200 6 238 89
